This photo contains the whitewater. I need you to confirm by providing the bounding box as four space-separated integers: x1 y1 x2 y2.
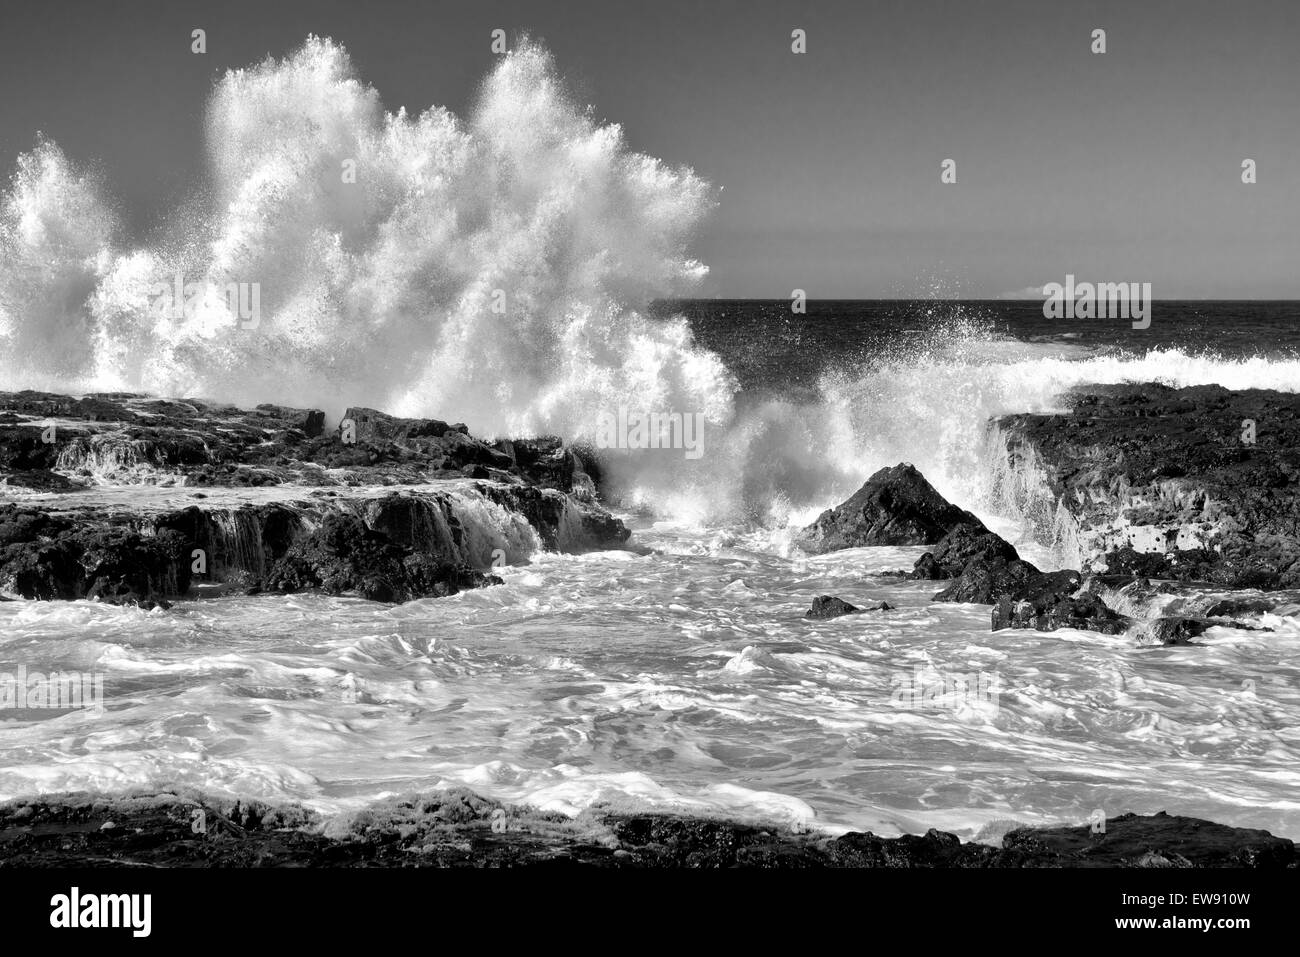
2 38 1299 840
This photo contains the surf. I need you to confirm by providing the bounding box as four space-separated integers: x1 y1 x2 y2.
4 37 1300 535
0 36 732 447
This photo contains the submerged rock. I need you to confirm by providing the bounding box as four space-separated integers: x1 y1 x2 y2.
806 595 860 619
992 591 1130 635
795 463 987 554
804 595 893 619
978 567 1130 634
928 559 1131 635
1139 617 1208 646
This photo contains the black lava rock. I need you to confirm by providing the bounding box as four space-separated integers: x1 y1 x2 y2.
795 463 988 554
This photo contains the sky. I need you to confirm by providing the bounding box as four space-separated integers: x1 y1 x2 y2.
1 0 1296 298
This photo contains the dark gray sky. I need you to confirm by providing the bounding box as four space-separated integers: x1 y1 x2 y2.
2 0 1296 298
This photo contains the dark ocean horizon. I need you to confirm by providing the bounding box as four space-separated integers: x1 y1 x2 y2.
656 299 1300 397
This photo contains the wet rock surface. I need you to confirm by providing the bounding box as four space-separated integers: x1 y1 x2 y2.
988 570 1131 635
0 789 1291 868
261 511 501 602
934 555 1044 604
0 391 629 605
994 384 1300 589
0 506 191 609
795 463 988 554
0 390 602 493
911 523 1021 580
804 595 892 619
803 444 1295 640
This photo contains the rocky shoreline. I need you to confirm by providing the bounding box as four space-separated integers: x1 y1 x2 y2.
3 384 1298 866
992 384 1300 590
0 788 1292 868
793 386 1300 644
0 391 630 606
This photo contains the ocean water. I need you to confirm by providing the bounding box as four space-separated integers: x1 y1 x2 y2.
4 306 1300 840
2 38 1300 840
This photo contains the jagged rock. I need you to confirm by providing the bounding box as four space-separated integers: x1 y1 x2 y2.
795 463 987 554
1203 595 1285 617
1141 617 1207 645
0 506 191 607
263 512 498 602
804 595 893 619
956 566 1272 639
0 391 608 497
0 478 633 606
492 437 602 498
0 392 631 606
0 391 332 485
334 407 513 475
933 560 1133 635
807 596 860 619
993 593 1130 635
911 524 1020 580
0 790 1291 868
339 406 468 445
998 811 1295 868
989 568 1130 634
900 484 1144 636
934 555 1043 603
255 403 325 437
994 384 1300 590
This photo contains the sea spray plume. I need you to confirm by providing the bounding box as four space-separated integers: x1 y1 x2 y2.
628 304 1005 528
164 35 730 440
0 139 120 389
0 36 733 448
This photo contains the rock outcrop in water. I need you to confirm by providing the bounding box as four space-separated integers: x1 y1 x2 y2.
911 523 1023 580
0 391 603 492
0 505 193 608
804 595 892 619
986 569 1130 635
258 511 501 603
993 384 1300 590
791 460 1145 636
0 788 1291 868
795 463 988 554
928 555 1137 636
0 391 629 605
792 450 1284 642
